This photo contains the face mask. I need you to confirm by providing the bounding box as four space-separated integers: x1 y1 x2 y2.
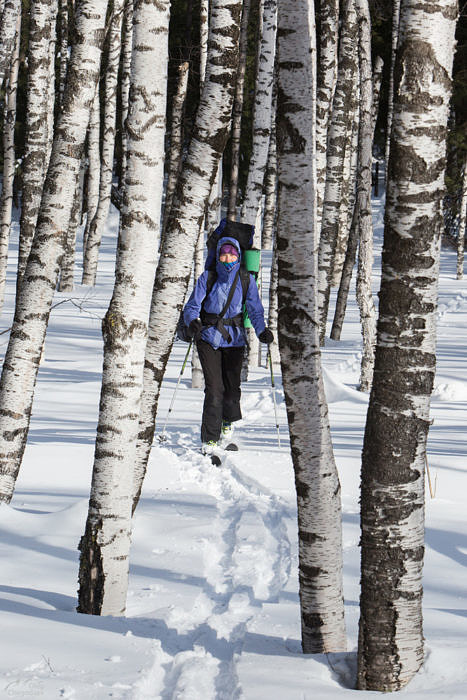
222 260 237 270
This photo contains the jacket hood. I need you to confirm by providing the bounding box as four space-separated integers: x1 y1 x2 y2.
216 236 242 263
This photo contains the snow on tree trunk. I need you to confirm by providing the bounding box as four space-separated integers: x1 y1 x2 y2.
317 0 358 345
0 0 21 86
456 158 467 280
18 0 58 290
240 0 276 231
227 0 251 220
119 0 133 188
384 0 401 183
77 0 170 617
162 61 189 235
357 0 457 689
82 0 124 286
0 11 20 313
316 0 339 234
0 0 109 506
276 0 346 654
261 73 277 250
132 0 242 508
355 0 376 393
83 88 101 255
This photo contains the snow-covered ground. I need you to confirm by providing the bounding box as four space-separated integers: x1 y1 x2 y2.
0 197 466 699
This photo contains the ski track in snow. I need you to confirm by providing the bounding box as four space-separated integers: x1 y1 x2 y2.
133 444 292 700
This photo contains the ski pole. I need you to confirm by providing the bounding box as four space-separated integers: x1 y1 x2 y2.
158 341 193 442
267 346 281 448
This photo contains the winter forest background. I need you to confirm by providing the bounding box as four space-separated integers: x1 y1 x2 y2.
0 0 466 697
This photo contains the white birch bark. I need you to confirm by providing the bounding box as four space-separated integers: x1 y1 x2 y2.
83 88 101 255
456 158 467 279
132 0 242 506
206 159 223 235
162 61 189 235
199 0 209 90
357 0 457 689
46 15 57 163
240 0 277 231
77 0 170 617
317 0 358 345
120 0 133 188
261 89 277 250
58 0 69 108
371 55 384 136
227 0 251 220
276 0 346 654
267 238 280 365
82 0 124 286
0 12 20 313
18 0 58 288
59 163 84 292
0 0 21 86
0 0 109 505
316 0 339 234
384 0 401 183
355 0 376 393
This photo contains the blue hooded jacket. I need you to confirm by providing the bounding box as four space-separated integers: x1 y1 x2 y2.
183 236 266 350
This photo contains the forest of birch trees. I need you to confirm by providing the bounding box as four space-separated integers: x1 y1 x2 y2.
0 0 465 691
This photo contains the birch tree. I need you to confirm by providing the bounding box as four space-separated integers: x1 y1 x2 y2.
317 0 358 345
58 0 69 107
0 0 109 506
77 0 170 617
0 12 20 312
385 0 401 183
83 90 101 255
261 83 277 250
119 0 133 188
276 0 346 653
0 0 21 86
456 158 466 279
355 0 376 393
316 0 339 233
82 0 125 286
358 0 457 689
132 0 243 509
18 0 58 288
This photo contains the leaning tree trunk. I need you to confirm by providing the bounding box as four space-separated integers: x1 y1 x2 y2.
316 0 339 234
384 0 401 184
357 0 457 689
132 0 242 510
82 0 124 286
77 0 170 617
0 0 21 87
240 0 277 230
162 61 189 235
17 0 58 291
317 0 358 345
0 0 109 506
0 11 20 313
227 0 251 220
355 0 376 393
83 88 101 254
456 158 467 280
276 0 346 654
59 164 84 292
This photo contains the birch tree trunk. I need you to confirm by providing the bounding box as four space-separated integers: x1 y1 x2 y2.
456 158 467 279
227 0 251 220
0 0 21 87
199 0 209 89
317 0 358 345
371 55 384 136
276 0 346 654
18 0 58 289
316 0 339 234
132 0 242 508
162 61 189 235
83 88 101 255
240 0 277 230
82 0 124 286
384 0 401 183
119 0 133 188
77 0 169 617
261 73 277 250
267 238 280 365
355 0 376 393
357 0 457 689
0 0 109 505
59 166 84 292
58 0 69 108
0 12 20 313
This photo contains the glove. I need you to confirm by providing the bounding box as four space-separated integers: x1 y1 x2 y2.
259 328 274 345
189 318 203 339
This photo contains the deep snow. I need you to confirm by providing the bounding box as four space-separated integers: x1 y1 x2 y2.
0 195 466 699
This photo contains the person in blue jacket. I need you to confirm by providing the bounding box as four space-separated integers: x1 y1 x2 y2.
183 236 274 454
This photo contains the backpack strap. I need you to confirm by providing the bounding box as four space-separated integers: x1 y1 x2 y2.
200 268 242 343
239 267 250 302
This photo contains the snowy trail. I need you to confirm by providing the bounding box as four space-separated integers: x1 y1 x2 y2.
132 447 292 699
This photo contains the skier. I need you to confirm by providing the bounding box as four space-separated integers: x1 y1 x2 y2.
183 236 273 456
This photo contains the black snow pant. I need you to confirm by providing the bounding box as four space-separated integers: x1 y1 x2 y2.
196 339 244 443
